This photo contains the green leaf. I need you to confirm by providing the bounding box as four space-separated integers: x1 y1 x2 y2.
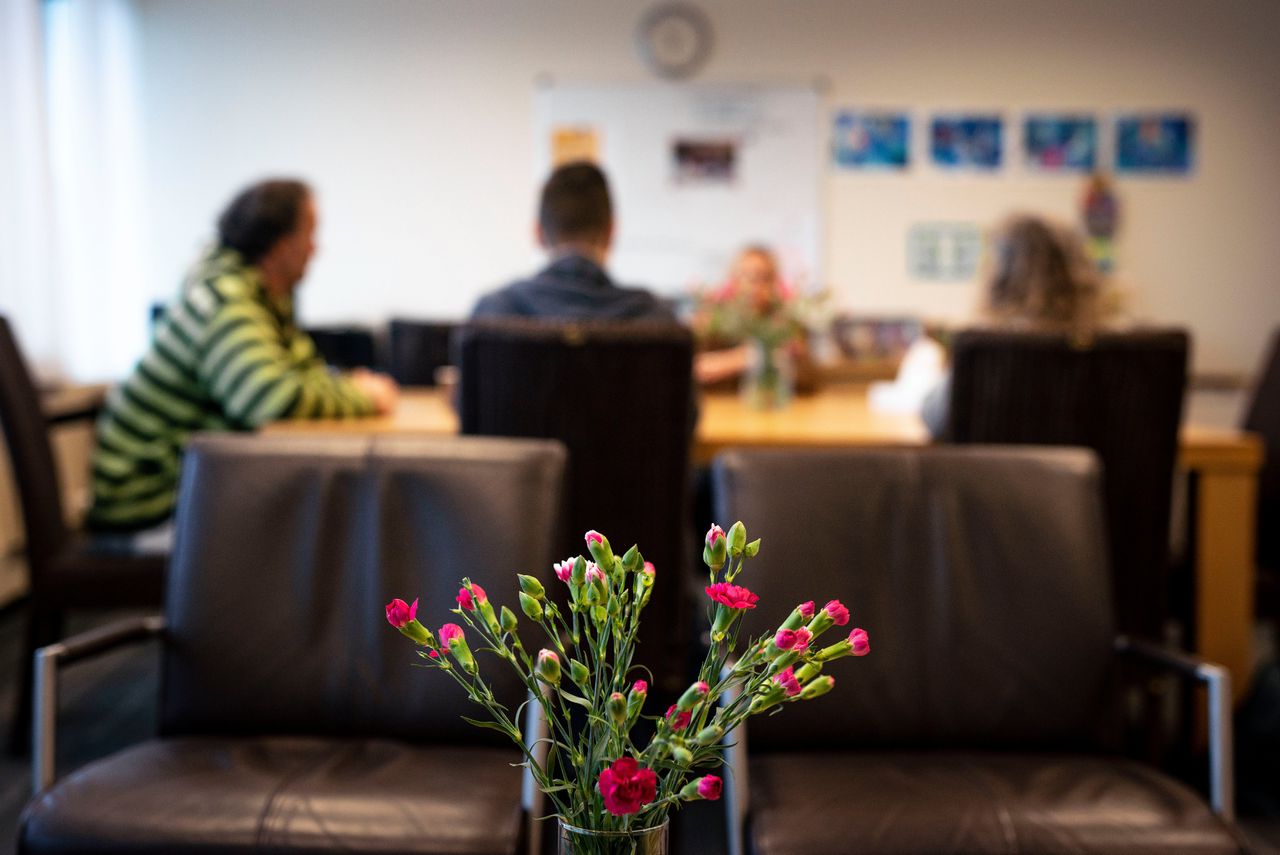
558 690 595 711
460 715 514 735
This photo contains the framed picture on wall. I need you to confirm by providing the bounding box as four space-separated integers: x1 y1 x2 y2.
831 110 910 170
930 114 1003 171
1024 114 1097 172
1115 113 1195 174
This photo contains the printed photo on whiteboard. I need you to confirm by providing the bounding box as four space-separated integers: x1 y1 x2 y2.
551 126 600 166
930 115 1002 170
1024 115 1096 172
1115 114 1194 174
831 111 910 170
907 222 983 280
671 138 737 184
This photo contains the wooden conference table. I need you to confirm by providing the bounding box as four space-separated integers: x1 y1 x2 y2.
266 385 1264 703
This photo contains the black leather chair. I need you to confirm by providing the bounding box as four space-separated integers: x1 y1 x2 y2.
19 433 565 855
0 316 166 754
305 325 379 371
946 328 1189 640
458 319 695 694
388 319 457 386
713 446 1243 855
1244 329 1280 617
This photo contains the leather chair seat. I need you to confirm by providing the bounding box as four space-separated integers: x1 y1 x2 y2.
21 737 524 855
748 752 1243 855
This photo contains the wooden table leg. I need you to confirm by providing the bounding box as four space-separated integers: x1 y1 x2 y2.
1195 470 1258 704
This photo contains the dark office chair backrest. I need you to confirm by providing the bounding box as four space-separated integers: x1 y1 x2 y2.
0 316 68 582
159 433 565 744
713 446 1115 752
457 319 695 689
1244 328 1280 571
946 329 1188 640
305 325 379 370
388 319 457 386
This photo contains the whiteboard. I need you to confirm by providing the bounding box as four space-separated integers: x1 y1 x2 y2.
534 83 822 297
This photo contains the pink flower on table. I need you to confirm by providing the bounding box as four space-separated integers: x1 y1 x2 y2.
797 601 816 620
665 704 692 731
697 775 723 801
384 598 418 628
439 623 464 646
553 558 574 583
706 582 759 610
632 680 648 695
775 666 802 697
824 600 850 626
849 627 870 656
597 757 658 816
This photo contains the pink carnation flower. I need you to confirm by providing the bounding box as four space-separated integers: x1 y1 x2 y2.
585 562 605 584
384 598 418 628
797 601 816 620
775 666 802 697
665 704 692 731
706 582 759 610
456 583 487 611
632 680 648 695
553 558 574 583
439 623 464 646
642 561 656 576
824 599 850 626
705 524 726 546
697 775 723 801
598 757 657 816
793 627 813 652
849 627 870 656
585 530 605 547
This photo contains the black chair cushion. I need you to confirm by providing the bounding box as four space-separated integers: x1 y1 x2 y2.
747 752 1243 855
20 737 524 855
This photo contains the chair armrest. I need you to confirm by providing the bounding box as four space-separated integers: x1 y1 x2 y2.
720 660 747 855
1114 635 1234 821
521 687 548 855
33 615 166 795
42 384 107 426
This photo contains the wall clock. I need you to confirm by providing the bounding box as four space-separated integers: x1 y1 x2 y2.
635 3 713 80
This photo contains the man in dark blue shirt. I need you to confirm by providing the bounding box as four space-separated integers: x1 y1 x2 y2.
470 161 677 322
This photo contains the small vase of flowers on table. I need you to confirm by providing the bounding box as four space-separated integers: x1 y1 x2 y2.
386 522 870 854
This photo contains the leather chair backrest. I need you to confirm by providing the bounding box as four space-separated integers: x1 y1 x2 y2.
159 434 565 744
457 319 695 689
947 329 1187 640
1244 328 1280 568
388 319 456 386
0 316 67 582
713 446 1115 752
304 325 379 371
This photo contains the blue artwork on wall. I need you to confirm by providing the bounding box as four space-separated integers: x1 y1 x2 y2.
930 114 1002 170
1115 113 1194 174
832 111 910 170
1024 114 1096 172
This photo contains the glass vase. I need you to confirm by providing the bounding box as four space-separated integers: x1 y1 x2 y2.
557 819 669 855
741 337 794 410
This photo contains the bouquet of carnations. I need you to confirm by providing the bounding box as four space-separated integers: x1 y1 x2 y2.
691 278 828 351
385 521 869 842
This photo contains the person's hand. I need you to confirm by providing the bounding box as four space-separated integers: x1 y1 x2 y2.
349 369 400 415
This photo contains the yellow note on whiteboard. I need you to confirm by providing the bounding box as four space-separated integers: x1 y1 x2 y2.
551 126 600 166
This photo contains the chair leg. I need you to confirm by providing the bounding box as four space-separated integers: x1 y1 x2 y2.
8 604 63 756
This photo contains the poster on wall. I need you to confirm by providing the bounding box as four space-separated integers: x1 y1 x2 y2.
906 222 983 280
1115 113 1194 174
671 138 737 184
1024 114 1097 172
551 126 600 165
831 111 910 170
930 114 1003 170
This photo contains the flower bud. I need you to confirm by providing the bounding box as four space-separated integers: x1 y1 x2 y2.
570 556 587 587
441 624 476 674
621 545 641 574
535 649 561 686
703 524 728 571
553 558 575 584
694 724 724 747
677 680 710 711
585 530 614 568
500 605 519 634
517 574 545 599
569 658 590 687
626 680 647 722
850 627 870 656
678 774 722 801
780 601 815 631
794 661 822 683
800 675 836 700
607 692 627 726
671 745 694 766
727 521 747 556
519 591 544 621
385 598 435 646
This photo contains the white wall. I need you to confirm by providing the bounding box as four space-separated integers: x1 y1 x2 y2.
133 0 1280 374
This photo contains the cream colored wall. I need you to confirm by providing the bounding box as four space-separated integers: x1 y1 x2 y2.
133 0 1280 375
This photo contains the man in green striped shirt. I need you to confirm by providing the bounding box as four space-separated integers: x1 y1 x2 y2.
88 179 397 534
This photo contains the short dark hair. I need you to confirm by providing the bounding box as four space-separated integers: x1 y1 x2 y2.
217 179 311 264
538 161 612 246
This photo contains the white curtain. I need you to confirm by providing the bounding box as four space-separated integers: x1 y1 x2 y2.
0 0 150 384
